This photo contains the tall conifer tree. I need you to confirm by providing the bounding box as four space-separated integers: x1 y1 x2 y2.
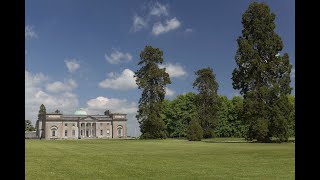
232 2 292 142
135 46 171 139
193 67 220 138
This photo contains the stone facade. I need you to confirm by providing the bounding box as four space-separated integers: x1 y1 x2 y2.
36 109 127 140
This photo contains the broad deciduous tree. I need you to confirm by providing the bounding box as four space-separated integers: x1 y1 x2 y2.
162 92 197 138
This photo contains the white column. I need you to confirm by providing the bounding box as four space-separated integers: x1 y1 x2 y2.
85 123 86 137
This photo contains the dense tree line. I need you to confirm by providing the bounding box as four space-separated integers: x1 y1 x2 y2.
161 94 294 140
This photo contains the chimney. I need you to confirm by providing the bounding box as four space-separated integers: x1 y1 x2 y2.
104 110 111 116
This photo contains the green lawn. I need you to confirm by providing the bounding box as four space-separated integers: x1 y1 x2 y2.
25 139 295 179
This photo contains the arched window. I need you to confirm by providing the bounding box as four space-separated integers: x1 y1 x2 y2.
50 126 58 137
117 125 123 137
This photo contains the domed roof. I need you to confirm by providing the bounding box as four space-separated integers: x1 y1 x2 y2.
74 108 87 115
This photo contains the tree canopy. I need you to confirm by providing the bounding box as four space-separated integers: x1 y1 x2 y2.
25 120 35 131
162 92 197 138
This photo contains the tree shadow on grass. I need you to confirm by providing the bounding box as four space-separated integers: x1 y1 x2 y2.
202 139 295 144
202 140 253 144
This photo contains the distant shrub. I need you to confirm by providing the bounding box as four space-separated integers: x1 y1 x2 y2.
187 119 203 141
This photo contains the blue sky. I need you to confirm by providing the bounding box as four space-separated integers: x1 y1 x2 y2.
25 0 295 137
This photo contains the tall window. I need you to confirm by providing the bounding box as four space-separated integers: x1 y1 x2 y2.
101 130 103 135
65 130 68 136
73 123 75 126
118 129 122 137
117 126 122 137
52 130 55 136
107 129 110 136
72 130 75 137
65 123 67 126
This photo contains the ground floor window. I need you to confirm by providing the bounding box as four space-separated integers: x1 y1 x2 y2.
101 130 103 135
117 126 122 137
81 130 82 136
51 126 58 137
65 130 68 136
72 130 75 136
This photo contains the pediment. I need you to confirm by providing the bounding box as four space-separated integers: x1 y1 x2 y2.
79 116 97 121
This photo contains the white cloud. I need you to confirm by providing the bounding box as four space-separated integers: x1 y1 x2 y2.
65 59 80 73
158 63 187 78
25 25 38 39
132 15 147 32
152 17 181 36
86 96 138 114
150 2 169 17
46 79 78 93
165 87 175 97
185 28 193 32
99 69 137 90
25 70 79 124
105 50 133 64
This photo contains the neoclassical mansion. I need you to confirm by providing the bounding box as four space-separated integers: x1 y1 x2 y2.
36 108 127 140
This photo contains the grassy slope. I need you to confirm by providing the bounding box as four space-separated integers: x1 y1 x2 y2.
25 139 294 180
